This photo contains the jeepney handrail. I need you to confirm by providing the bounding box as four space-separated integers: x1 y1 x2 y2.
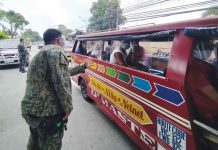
76 30 177 41
193 119 218 136
184 27 218 38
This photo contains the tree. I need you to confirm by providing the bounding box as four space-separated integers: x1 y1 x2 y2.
0 9 5 19
0 10 6 30
88 0 126 32
202 7 218 17
57 24 73 39
23 29 42 42
0 31 10 39
0 10 29 38
70 28 84 40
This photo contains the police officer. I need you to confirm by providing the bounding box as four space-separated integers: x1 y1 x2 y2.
21 29 89 150
17 38 28 73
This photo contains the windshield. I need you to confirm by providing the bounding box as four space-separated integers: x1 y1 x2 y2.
0 39 19 50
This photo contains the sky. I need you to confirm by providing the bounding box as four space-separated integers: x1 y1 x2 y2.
1 0 213 37
2 0 96 36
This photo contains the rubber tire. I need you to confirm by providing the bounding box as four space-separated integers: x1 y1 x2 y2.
80 79 91 101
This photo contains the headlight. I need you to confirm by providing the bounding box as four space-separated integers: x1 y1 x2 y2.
0 55 3 59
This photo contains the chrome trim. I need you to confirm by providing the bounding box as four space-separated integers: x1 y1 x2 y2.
193 119 218 136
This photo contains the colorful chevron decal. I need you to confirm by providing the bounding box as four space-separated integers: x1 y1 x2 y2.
106 67 117 77
97 64 106 73
132 76 152 93
90 62 97 70
153 83 185 106
118 71 131 83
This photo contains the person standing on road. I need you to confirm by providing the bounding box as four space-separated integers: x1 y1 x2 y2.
21 29 89 150
17 38 28 73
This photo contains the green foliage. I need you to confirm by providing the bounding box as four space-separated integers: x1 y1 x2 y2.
0 10 29 38
23 29 42 42
88 0 126 32
0 9 6 30
0 9 6 19
57 24 73 38
0 31 10 39
202 7 218 17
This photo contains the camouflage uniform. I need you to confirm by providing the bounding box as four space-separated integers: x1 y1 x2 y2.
17 43 28 72
21 44 86 150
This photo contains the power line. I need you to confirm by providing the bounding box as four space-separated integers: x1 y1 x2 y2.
121 23 155 29
123 0 171 13
123 0 154 10
77 0 188 30
125 6 218 22
125 0 216 18
83 0 169 27
74 1 217 31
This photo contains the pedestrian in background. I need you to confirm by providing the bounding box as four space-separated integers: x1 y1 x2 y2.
21 29 90 150
17 38 28 73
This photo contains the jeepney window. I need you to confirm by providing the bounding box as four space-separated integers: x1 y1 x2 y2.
75 41 87 55
98 39 173 76
130 40 172 76
193 39 218 69
81 32 175 77
101 40 120 61
86 40 103 59
101 40 114 61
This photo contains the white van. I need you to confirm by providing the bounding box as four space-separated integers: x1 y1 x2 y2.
0 39 20 66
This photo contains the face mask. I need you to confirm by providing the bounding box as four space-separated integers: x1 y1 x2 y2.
121 43 130 49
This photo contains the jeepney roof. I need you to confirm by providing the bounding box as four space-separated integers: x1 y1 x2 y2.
77 17 218 40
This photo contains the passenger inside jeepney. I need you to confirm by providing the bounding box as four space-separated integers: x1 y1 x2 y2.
126 41 149 72
101 40 112 61
75 41 87 55
187 39 218 130
109 40 130 66
90 44 101 58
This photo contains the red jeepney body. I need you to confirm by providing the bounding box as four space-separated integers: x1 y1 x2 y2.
70 17 218 150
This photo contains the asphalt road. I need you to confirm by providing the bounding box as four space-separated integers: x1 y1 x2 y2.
0 46 139 150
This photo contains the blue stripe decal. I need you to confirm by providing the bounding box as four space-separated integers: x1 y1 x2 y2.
153 84 185 106
132 76 152 93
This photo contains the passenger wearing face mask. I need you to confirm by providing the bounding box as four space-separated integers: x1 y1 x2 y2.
187 39 218 130
109 40 130 65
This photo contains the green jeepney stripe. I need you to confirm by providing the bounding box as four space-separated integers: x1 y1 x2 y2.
106 67 117 77
118 71 130 83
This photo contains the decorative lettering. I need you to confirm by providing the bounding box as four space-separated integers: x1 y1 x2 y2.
89 76 152 125
91 89 157 149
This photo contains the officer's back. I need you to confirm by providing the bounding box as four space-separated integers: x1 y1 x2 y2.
22 45 65 117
